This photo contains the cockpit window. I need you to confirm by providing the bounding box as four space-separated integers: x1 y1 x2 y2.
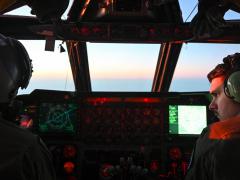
18 40 75 94
179 0 240 22
5 5 34 17
170 43 240 92
179 0 198 22
87 43 160 92
224 10 240 20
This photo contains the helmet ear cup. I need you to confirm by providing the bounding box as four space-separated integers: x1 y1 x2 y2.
224 71 240 103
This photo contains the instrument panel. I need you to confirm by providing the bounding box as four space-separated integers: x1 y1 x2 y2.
14 90 212 180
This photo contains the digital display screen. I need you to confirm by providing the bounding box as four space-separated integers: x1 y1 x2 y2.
169 105 207 135
39 103 78 134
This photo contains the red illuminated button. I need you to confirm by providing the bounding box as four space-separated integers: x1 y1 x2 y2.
64 161 75 174
64 145 77 158
19 115 33 129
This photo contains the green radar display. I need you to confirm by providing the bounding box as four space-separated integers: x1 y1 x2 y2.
39 103 78 134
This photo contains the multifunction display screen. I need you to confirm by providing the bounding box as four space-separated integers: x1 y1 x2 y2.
38 103 77 134
169 105 207 135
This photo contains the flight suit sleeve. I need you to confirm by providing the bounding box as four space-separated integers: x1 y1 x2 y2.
22 136 56 180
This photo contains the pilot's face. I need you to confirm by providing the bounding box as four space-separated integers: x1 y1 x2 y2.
209 75 240 120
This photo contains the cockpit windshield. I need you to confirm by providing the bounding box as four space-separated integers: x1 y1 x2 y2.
5 0 240 94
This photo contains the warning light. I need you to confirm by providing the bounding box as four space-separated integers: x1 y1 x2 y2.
64 145 77 158
143 98 149 103
64 161 75 174
19 115 33 129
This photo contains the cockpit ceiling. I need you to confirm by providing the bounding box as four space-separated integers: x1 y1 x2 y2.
0 0 240 43
68 0 182 23
0 0 182 22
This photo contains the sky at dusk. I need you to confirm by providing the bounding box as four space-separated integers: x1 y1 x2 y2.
6 1 240 93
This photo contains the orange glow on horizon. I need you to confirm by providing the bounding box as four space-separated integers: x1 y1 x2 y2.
90 68 155 79
32 70 72 79
33 71 153 80
32 69 208 80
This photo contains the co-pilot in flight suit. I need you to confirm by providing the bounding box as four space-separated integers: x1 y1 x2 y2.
185 116 240 180
0 115 56 180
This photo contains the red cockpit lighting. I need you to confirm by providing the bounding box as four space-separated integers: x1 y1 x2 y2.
64 161 75 174
64 145 77 158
